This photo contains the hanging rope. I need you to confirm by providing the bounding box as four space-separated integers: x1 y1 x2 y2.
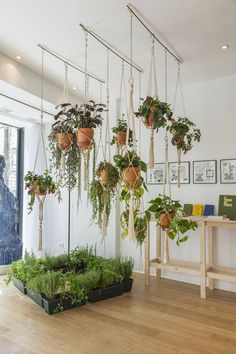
147 35 158 98
138 71 142 157
84 30 88 104
104 49 111 162
173 62 185 188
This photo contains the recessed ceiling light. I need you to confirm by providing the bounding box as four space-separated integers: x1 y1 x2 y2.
221 45 229 50
72 86 77 90
15 55 22 60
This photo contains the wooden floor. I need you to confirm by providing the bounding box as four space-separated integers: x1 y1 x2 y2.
1 274 236 354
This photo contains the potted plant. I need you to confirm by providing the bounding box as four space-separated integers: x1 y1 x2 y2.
113 150 147 189
148 194 198 245
111 117 133 147
167 117 201 187
89 161 119 235
74 100 105 149
24 170 60 212
120 258 134 292
52 103 76 150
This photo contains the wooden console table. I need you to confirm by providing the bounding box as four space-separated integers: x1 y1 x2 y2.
144 217 236 299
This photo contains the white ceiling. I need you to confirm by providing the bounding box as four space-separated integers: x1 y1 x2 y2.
0 0 235 102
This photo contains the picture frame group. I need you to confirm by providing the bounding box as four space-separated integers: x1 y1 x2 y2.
146 159 236 185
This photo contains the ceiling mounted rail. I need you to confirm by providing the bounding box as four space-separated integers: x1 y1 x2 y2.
127 4 183 64
37 43 105 84
80 24 144 73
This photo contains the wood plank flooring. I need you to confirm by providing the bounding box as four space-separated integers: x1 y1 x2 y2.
1 274 236 354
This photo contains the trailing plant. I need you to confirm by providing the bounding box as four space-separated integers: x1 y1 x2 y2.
136 96 172 129
167 117 201 154
148 194 198 245
110 118 133 147
48 103 81 190
89 161 119 235
24 170 61 213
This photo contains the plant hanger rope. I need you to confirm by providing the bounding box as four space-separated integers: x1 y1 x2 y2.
104 49 111 163
33 49 48 251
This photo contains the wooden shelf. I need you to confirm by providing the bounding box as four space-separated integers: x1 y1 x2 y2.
150 258 200 276
207 266 236 283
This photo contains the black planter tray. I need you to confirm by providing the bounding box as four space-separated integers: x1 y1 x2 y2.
12 277 27 295
88 283 124 303
123 278 134 292
42 296 86 315
27 288 44 307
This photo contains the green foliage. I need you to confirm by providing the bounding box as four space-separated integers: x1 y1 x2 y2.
69 246 96 268
167 117 201 154
113 150 147 173
96 161 120 190
110 117 133 147
120 209 151 246
148 194 198 245
24 170 61 213
73 100 106 129
34 271 65 300
136 96 172 129
53 103 76 133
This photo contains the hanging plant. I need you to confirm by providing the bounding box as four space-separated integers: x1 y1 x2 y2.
89 161 119 236
24 170 61 213
48 103 81 191
120 208 151 247
113 150 147 189
73 100 106 191
136 96 172 169
110 117 133 148
166 117 201 187
148 194 198 245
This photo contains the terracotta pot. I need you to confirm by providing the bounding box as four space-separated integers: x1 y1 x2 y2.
116 131 127 146
159 213 173 230
56 133 74 151
99 169 108 186
122 166 141 189
34 182 46 196
76 128 94 149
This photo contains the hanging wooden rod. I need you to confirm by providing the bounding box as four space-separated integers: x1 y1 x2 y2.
80 24 144 73
37 43 105 84
127 4 183 64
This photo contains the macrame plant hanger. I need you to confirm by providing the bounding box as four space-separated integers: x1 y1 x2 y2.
33 49 48 251
123 10 138 241
81 30 93 192
100 49 112 240
117 59 129 156
147 35 158 169
162 49 171 264
173 61 186 188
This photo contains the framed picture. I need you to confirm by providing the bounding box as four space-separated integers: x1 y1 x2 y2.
220 159 236 183
146 163 164 184
193 160 217 184
169 161 190 184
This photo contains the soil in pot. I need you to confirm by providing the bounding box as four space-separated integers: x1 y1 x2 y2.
42 295 86 315
159 213 172 230
122 166 141 189
116 131 126 146
76 128 94 149
123 278 134 292
27 288 44 307
56 133 74 151
88 283 124 303
12 277 27 294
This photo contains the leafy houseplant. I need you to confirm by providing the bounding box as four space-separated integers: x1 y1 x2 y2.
148 194 198 245
24 170 60 212
89 161 119 236
111 118 133 147
48 103 81 191
113 150 147 189
167 117 201 187
137 96 172 129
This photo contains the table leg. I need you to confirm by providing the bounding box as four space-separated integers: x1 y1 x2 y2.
208 226 214 290
156 225 161 280
145 221 150 287
200 220 206 299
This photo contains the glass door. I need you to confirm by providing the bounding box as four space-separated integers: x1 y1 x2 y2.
0 123 24 265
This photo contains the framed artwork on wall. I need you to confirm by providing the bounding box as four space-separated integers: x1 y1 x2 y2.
220 159 236 183
169 161 190 184
146 163 164 184
193 160 217 184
